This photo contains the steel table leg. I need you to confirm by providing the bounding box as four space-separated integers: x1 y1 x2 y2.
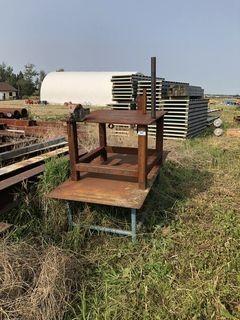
66 201 74 230
66 202 138 241
131 208 137 242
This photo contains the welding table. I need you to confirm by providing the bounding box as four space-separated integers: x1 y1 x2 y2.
48 109 166 241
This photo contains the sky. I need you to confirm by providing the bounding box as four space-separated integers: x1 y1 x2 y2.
0 0 239 94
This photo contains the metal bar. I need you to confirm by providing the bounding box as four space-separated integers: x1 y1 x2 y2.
151 57 156 118
89 225 132 236
138 125 148 189
76 162 138 177
0 146 69 179
78 147 104 163
147 153 161 174
66 201 74 229
156 117 164 165
106 146 156 155
0 138 37 153
0 164 44 191
66 201 138 241
67 118 79 181
131 208 137 242
99 123 107 161
0 137 66 162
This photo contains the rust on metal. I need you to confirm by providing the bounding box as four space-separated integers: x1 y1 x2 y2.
0 164 44 191
84 109 166 126
48 151 168 209
49 57 167 211
0 107 28 119
0 146 69 179
151 56 156 118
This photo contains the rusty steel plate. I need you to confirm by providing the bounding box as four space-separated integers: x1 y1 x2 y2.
48 151 168 209
84 110 166 125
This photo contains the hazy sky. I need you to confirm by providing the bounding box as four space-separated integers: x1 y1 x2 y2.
0 0 239 94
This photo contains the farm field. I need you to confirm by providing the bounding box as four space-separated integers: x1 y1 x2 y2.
0 100 240 319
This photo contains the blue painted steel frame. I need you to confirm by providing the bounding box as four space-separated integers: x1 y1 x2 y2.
66 202 137 242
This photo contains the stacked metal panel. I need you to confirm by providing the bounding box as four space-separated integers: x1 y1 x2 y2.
111 73 150 110
167 84 204 98
110 74 208 139
156 99 208 139
137 80 189 109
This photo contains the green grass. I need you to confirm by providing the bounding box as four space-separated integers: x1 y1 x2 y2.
1 104 240 319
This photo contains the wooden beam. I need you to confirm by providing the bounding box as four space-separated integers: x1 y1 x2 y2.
75 163 138 177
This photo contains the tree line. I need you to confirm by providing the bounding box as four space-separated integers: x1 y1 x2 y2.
0 62 47 98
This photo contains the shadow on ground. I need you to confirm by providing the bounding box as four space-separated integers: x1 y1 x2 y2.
69 159 213 235
141 160 213 229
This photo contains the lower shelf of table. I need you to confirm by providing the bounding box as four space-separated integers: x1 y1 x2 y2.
48 151 168 209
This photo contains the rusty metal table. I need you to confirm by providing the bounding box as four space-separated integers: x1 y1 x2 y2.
48 152 167 241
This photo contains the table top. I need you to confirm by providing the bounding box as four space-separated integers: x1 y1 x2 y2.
84 110 166 125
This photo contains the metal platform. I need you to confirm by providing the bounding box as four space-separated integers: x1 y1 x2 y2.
84 109 166 125
48 151 167 209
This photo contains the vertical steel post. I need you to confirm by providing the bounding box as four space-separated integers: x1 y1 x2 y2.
151 57 156 119
66 201 73 230
131 208 137 242
67 116 79 180
138 125 148 189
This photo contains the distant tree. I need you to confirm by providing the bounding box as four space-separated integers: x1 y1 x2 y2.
56 68 64 72
23 63 38 81
0 62 49 98
0 62 17 86
16 71 24 98
19 63 39 96
35 69 46 95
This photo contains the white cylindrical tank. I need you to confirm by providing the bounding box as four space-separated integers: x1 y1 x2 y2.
40 71 137 106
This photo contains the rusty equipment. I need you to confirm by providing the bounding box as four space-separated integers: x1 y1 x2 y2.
48 57 167 241
68 104 90 121
0 108 28 119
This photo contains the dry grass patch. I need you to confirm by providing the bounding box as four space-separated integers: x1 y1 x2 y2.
0 240 80 320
